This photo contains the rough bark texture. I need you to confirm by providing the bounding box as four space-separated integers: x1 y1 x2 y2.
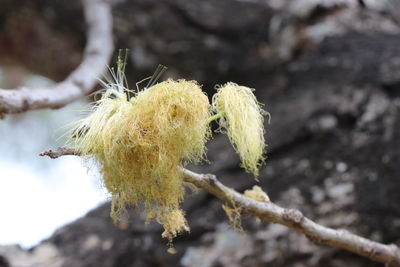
1 0 400 266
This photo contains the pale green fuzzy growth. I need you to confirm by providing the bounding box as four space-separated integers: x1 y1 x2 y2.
68 73 211 241
212 82 268 177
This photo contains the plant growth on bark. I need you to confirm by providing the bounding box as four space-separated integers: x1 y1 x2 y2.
68 59 268 244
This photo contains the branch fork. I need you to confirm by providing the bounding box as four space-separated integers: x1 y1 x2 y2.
0 0 114 116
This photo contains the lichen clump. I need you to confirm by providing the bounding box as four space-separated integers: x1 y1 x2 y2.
71 79 210 241
212 82 268 177
67 59 270 244
244 185 270 202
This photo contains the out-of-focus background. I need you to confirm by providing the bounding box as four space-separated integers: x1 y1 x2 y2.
0 73 107 248
0 0 400 266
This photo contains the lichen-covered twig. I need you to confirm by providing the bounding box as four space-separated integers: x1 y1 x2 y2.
182 168 400 266
0 0 113 116
40 147 400 266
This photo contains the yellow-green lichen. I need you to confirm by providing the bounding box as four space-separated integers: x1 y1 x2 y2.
66 60 271 244
244 185 270 202
69 75 211 241
212 82 268 177
222 203 243 232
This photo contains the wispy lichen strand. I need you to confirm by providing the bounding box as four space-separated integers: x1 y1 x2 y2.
212 82 268 177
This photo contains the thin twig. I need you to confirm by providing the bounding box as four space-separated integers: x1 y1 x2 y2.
0 0 114 116
40 147 400 266
207 112 225 124
39 147 78 159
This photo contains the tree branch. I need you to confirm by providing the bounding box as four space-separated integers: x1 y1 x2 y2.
39 147 78 159
40 147 400 266
0 0 114 116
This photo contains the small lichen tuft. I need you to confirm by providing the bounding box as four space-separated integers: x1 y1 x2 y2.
160 209 190 242
244 185 270 202
212 82 268 177
222 203 243 232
